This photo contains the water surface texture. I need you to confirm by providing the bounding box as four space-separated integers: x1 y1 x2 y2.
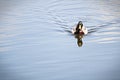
0 0 120 80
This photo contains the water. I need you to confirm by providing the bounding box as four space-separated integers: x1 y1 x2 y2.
0 0 120 80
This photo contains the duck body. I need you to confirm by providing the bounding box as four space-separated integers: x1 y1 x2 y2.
72 21 88 35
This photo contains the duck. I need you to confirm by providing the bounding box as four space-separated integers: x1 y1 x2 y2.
72 21 88 35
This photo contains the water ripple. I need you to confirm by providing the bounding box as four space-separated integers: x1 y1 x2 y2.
0 0 120 52
45 0 120 45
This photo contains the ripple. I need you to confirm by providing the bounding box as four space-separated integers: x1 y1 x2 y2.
87 21 120 44
45 0 120 46
94 32 120 36
88 37 120 44
0 0 120 51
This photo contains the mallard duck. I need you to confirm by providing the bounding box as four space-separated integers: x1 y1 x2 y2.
72 21 88 35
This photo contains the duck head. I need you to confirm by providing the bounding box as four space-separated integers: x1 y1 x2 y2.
76 21 83 30
74 21 83 34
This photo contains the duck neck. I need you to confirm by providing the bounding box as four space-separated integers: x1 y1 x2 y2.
74 29 80 34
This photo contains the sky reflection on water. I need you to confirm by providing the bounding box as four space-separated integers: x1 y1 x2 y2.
0 0 120 80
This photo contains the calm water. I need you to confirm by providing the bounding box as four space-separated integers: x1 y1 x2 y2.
0 0 120 80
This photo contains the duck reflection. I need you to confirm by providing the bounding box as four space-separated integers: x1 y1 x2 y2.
74 34 83 47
